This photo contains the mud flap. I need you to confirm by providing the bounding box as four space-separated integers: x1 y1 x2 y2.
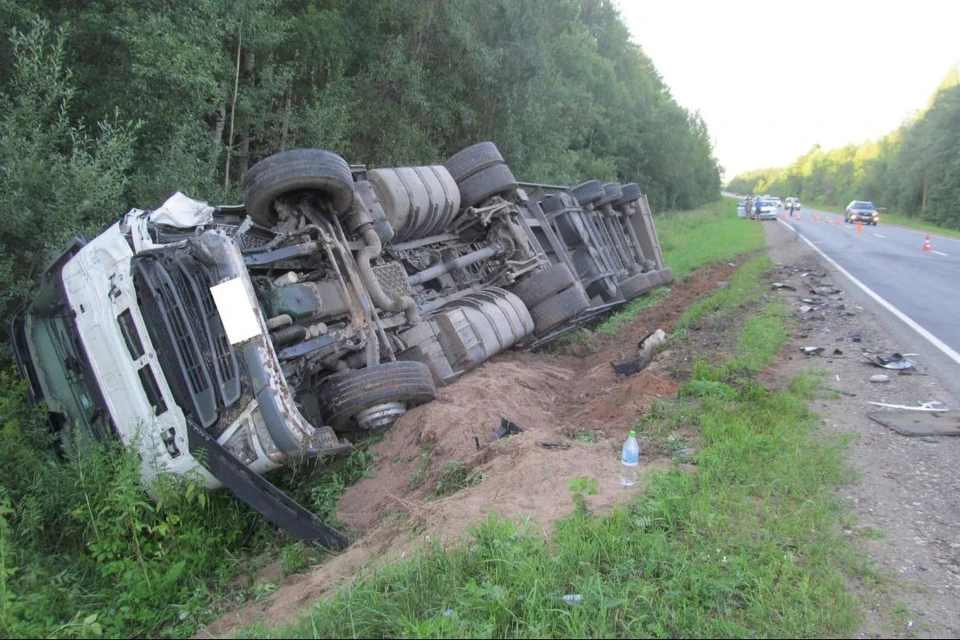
184 418 349 550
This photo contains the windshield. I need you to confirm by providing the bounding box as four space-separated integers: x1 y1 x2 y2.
852 201 876 210
23 278 114 444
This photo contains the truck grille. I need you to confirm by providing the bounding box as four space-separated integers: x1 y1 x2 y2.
134 254 240 429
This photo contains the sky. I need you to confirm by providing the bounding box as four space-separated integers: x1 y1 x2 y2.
617 0 960 181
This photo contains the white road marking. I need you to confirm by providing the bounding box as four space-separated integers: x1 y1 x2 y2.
779 219 960 367
932 250 948 256
874 234 886 238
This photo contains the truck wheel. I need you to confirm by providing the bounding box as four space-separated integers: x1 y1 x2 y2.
457 163 518 208
443 142 505 183
594 182 623 208
645 270 663 287
613 183 642 208
244 148 355 227
618 272 654 299
529 284 590 334
511 263 578 309
658 267 675 285
318 361 436 431
571 180 604 206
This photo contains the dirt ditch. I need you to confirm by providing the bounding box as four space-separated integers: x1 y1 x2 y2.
197 260 746 637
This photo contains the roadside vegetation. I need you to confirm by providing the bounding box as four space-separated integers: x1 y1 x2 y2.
250 256 864 639
727 64 960 231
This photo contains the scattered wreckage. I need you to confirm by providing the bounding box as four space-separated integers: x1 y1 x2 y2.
12 143 673 548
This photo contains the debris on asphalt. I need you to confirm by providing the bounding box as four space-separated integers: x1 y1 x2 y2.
810 285 841 296
772 282 796 291
839 332 862 342
799 305 814 314
801 346 825 355
870 374 890 383
489 417 524 442
832 348 843 355
868 410 960 437
536 442 571 450
865 352 916 370
866 401 949 412
799 297 825 305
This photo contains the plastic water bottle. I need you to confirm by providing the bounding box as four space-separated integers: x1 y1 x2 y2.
620 430 640 486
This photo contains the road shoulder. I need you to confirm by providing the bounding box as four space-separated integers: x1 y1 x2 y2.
764 220 960 639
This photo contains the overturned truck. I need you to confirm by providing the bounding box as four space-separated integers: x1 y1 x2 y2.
12 143 672 549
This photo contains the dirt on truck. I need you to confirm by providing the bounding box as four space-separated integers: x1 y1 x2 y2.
12 142 674 547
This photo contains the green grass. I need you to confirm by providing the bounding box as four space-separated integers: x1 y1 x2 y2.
657 197 765 281
674 255 772 333
245 259 864 640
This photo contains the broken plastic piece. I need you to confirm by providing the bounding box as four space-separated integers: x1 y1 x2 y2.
489 417 523 442
772 282 796 291
612 349 654 376
800 346 824 355
839 332 862 342
810 285 841 295
865 352 916 370
832 348 843 355
639 329 667 351
866 401 949 412
869 374 890 383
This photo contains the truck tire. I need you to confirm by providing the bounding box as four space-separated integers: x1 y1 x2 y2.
511 263 578 309
318 361 436 431
244 149 355 227
594 182 623 208
530 284 590 334
571 180 604 206
645 270 663 287
618 272 654 299
658 267 675 285
613 182 642 208
457 163 518 208
443 142 505 183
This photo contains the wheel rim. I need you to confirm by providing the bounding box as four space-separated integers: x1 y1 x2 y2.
355 402 408 430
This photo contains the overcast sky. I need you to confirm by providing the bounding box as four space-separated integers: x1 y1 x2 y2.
617 0 960 180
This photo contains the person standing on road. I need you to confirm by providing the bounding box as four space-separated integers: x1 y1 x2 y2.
744 195 753 219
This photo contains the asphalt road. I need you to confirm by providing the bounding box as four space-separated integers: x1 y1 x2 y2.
771 206 960 391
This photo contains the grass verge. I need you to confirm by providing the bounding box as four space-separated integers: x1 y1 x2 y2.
246 260 863 639
657 197 765 281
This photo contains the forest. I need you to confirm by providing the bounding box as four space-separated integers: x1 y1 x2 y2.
0 1 720 637
727 66 960 228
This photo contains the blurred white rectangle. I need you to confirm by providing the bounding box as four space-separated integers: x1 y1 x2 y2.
210 278 261 344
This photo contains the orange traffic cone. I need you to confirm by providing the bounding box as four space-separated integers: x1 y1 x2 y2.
814 214 819 222
856 221 862 233
923 234 932 252
835 217 840 226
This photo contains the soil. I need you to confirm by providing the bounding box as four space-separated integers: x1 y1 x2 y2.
198 219 960 639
